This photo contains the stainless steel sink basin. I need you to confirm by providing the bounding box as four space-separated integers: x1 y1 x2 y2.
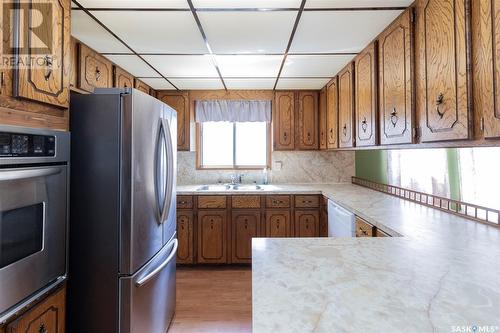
232 184 262 191
196 184 231 191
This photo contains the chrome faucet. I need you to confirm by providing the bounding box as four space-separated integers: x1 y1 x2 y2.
230 173 244 185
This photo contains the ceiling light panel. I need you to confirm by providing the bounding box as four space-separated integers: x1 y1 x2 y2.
142 55 219 78
91 11 207 53
291 10 403 53
282 55 354 77
75 0 189 8
198 11 297 54
193 0 301 8
71 11 130 53
139 78 176 90
276 78 331 90
169 78 224 90
305 0 412 8
104 55 160 77
225 78 276 89
216 55 283 77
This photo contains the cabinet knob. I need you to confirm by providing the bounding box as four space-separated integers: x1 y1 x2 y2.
342 124 347 137
95 67 102 81
283 131 288 139
436 93 445 119
390 108 398 128
43 55 53 81
361 117 368 133
39 324 47 333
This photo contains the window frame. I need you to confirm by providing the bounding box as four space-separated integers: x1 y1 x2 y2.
195 122 272 170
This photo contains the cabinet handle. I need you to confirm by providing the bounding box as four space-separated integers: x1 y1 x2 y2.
342 124 347 137
329 128 333 137
179 201 188 204
390 108 398 128
361 117 368 133
436 93 445 119
95 67 101 81
39 324 47 333
43 55 53 81
283 131 288 140
307 132 311 139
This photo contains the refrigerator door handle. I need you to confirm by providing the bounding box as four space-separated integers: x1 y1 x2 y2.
154 120 167 223
134 239 178 287
160 118 174 224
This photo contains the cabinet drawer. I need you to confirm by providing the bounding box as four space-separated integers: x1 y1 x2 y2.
355 217 374 237
177 196 193 209
232 196 261 209
198 196 226 209
294 195 320 208
265 195 291 208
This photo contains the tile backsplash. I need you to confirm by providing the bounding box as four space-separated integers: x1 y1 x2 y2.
177 150 355 185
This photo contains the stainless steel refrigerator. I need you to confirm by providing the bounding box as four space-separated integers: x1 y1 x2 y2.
69 88 177 333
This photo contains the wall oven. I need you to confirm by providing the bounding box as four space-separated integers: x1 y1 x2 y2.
0 125 69 324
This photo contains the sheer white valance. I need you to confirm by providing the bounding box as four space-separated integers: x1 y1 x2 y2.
195 99 271 123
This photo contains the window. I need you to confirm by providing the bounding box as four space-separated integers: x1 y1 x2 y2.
198 121 269 169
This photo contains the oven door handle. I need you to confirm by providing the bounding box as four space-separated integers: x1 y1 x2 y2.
135 239 178 287
0 167 62 181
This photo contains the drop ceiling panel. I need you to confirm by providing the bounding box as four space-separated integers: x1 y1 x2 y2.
193 0 301 8
276 78 330 90
282 55 354 77
142 55 218 77
216 55 283 77
291 10 403 53
225 78 276 89
104 55 160 77
169 78 224 90
198 11 297 54
140 78 176 90
75 0 189 8
71 11 130 53
91 11 207 53
305 0 412 8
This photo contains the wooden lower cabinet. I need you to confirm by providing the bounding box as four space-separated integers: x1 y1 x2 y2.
176 210 194 264
197 210 227 264
265 210 291 237
231 210 261 263
295 210 320 237
355 216 374 237
5 286 65 333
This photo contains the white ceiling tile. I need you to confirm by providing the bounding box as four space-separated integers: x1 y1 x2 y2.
140 78 175 90
76 0 189 8
91 11 207 53
71 11 129 53
276 78 330 90
169 78 224 90
142 55 218 77
305 0 412 8
198 11 296 54
193 0 301 8
225 78 276 89
103 55 160 77
216 55 283 77
291 10 403 53
282 55 354 77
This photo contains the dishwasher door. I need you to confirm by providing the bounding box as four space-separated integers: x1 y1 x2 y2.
327 200 355 237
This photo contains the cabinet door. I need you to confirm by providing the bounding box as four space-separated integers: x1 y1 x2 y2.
296 91 319 150
6 287 65 333
78 43 113 92
13 0 71 108
415 0 470 142
135 79 151 95
157 92 190 151
197 210 227 264
326 77 339 149
295 210 320 237
176 211 193 264
378 9 415 145
472 0 500 138
114 66 134 89
231 210 260 264
355 42 378 147
274 91 295 150
0 2 5 96
265 210 291 237
319 87 327 150
338 63 355 148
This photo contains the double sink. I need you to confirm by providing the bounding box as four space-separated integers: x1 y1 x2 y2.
196 184 268 191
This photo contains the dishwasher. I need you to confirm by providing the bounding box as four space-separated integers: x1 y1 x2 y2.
327 200 355 237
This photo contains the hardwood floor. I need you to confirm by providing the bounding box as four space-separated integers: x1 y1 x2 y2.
169 266 252 333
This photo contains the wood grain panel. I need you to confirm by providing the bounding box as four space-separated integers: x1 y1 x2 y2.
198 196 226 209
0 106 68 130
294 195 320 208
265 210 291 237
338 63 355 147
231 210 260 263
114 66 134 89
326 77 339 149
134 79 151 95
265 195 291 208
319 87 327 149
294 210 320 237
415 0 470 142
78 43 113 92
296 91 319 150
177 211 194 264
69 37 79 90
355 216 374 237
274 91 295 150
231 196 261 209
197 210 227 264
355 42 378 147
378 9 415 145
157 91 190 151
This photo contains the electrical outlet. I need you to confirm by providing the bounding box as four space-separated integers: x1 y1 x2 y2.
273 161 283 171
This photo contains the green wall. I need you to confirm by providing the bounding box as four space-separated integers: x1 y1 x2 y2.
355 150 388 184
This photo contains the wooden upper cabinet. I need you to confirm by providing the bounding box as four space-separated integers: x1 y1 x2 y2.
274 91 295 150
231 210 261 263
69 38 79 90
472 0 500 138
355 42 378 147
296 91 319 150
197 210 227 264
176 211 193 264
326 77 339 149
0 2 5 97
378 9 415 145
319 87 327 149
78 43 113 93
338 63 355 148
13 0 71 108
134 79 151 95
114 66 134 89
415 0 470 142
157 92 190 151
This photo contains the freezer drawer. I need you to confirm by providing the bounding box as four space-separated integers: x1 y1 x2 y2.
119 237 177 333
